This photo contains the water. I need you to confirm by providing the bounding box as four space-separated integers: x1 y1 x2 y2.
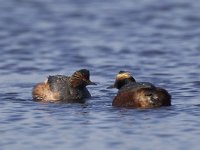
0 0 200 149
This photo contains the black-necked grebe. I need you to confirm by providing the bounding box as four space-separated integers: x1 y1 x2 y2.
108 71 171 108
32 69 96 103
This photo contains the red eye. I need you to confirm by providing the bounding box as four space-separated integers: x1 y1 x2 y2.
83 75 89 80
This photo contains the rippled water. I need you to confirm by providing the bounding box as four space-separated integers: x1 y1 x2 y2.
0 0 200 149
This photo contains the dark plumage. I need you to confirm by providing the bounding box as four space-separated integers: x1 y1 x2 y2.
108 71 171 108
32 69 96 102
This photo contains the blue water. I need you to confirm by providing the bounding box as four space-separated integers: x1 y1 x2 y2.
0 0 200 149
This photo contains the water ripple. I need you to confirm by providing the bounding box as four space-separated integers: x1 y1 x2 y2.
0 0 200 150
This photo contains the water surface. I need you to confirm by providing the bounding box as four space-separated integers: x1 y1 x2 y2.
0 0 200 150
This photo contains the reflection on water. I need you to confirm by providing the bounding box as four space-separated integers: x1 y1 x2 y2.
0 0 200 150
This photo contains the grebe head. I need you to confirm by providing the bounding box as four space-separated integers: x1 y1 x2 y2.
107 71 136 89
69 69 96 88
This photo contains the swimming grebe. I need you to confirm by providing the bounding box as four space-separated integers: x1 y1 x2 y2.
108 71 171 108
32 69 96 103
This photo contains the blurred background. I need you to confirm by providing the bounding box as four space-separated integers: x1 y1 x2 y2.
0 0 199 150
